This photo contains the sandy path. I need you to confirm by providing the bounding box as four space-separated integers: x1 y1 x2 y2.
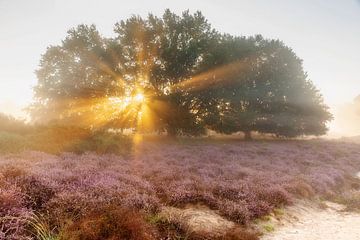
261 201 360 240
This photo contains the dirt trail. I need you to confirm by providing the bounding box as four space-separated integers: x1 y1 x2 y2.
261 172 360 240
261 201 360 240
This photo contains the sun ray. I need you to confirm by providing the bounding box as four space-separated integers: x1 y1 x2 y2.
171 56 257 93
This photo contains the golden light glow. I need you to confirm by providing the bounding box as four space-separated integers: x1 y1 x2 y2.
108 91 145 111
133 93 145 103
171 56 256 93
56 34 254 136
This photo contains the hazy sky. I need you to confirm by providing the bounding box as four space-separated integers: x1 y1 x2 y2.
1 0 360 134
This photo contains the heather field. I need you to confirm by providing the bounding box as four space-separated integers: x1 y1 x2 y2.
1 1 360 239
1 138 360 240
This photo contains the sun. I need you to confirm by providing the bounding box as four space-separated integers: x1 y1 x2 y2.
133 93 145 103
107 91 145 111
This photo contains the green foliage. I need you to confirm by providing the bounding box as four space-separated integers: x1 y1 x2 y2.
24 125 90 154
28 213 59 240
0 124 132 156
30 10 332 138
69 131 132 155
273 208 285 217
203 37 332 138
332 191 360 212
146 214 167 225
0 132 27 153
263 223 275 233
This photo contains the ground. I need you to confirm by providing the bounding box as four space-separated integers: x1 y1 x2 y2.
261 200 360 240
1 138 360 239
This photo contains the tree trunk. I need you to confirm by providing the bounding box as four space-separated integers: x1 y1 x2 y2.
244 131 252 141
166 127 177 138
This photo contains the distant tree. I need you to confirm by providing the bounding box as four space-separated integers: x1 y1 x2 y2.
30 10 332 138
0 113 29 134
202 37 332 139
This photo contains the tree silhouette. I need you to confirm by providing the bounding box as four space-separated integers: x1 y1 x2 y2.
30 10 332 138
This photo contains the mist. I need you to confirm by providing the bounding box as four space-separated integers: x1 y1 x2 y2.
331 96 360 137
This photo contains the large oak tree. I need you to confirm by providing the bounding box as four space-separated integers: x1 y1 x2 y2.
30 10 332 138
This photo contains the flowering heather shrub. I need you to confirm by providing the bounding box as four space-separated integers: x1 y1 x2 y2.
219 200 250 224
215 227 259 240
0 165 26 180
44 191 103 226
190 227 259 240
18 176 55 210
60 206 158 240
0 184 32 240
255 185 292 206
284 177 315 198
0 139 360 239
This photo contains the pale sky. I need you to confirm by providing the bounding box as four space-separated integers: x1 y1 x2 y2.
1 0 360 135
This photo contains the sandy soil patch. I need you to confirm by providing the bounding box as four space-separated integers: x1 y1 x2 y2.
160 205 235 237
261 201 360 240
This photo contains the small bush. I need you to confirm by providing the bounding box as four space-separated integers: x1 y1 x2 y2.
0 132 27 153
69 131 132 156
263 223 275 233
18 176 55 210
0 113 32 154
188 226 259 240
0 166 27 180
27 125 91 154
285 178 315 198
220 227 259 240
60 206 157 240
246 201 271 219
0 113 30 134
44 192 97 227
334 192 360 212
0 125 132 156
151 216 190 240
0 185 32 240
256 185 292 207
219 201 250 224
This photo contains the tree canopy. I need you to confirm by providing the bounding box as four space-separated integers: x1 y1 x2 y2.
30 9 332 138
